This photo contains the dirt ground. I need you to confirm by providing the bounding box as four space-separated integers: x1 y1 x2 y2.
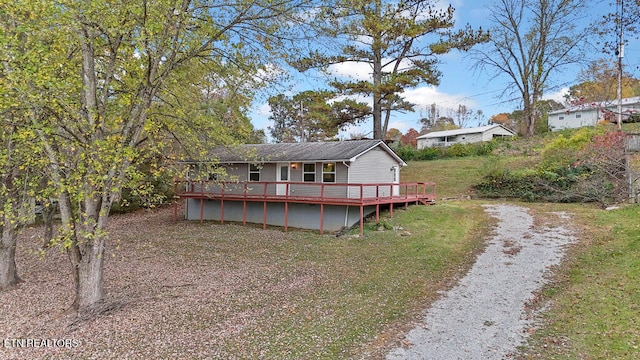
386 204 576 360
1 207 315 359
0 204 576 359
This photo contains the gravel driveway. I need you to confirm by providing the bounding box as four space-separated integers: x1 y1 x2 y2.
386 204 576 360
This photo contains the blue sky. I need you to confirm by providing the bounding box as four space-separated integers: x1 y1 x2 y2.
249 0 639 139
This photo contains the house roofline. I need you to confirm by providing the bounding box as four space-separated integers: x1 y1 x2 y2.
349 140 407 166
416 124 515 139
180 139 407 166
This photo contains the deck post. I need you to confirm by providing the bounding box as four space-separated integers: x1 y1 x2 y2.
243 183 247 225
243 201 247 225
375 204 379 222
220 184 225 223
199 180 204 223
284 183 289 231
359 205 364 237
263 201 267 230
285 202 289 231
320 203 324 234
220 199 224 224
390 202 393 218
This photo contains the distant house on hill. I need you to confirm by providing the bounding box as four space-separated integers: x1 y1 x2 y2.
175 140 436 235
548 96 640 131
416 124 516 149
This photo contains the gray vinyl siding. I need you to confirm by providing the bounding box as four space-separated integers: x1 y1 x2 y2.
349 148 397 198
288 162 348 198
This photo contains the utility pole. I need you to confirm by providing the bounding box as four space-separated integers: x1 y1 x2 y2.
616 0 624 130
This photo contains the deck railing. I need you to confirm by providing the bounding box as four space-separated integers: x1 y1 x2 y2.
174 180 436 205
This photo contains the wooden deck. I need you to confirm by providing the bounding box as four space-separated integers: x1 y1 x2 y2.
174 180 436 235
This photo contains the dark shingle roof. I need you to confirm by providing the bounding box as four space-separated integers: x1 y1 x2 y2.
202 140 405 164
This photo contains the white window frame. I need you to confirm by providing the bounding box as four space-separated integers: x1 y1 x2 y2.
322 162 336 183
303 163 316 182
249 164 261 182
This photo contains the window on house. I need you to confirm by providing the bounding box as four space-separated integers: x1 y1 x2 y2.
576 114 581 118
322 162 336 183
559 116 565 120
303 163 316 182
249 164 261 182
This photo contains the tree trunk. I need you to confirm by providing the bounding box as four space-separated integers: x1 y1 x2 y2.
0 219 21 290
372 0 383 140
42 200 56 248
69 237 106 310
522 94 536 138
1 166 21 290
57 190 108 311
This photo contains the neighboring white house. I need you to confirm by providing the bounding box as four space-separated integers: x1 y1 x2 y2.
548 96 640 131
416 124 516 149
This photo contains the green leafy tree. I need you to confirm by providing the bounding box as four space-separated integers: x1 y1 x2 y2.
268 90 356 142
565 59 640 106
385 128 402 143
293 0 487 139
0 1 64 289
4 0 306 312
473 0 591 137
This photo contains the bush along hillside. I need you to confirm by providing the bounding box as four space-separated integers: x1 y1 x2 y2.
395 140 502 161
473 127 628 206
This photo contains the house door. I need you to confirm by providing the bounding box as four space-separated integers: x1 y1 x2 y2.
276 162 290 196
392 165 400 196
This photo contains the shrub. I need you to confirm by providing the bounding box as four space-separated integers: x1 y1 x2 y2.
474 128 628 206
443 143 472 157
416 147 441 160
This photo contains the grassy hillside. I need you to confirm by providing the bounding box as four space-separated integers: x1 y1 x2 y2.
401 156 537 199
400 127 640 359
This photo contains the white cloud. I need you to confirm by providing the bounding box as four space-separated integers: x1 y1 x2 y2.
256 101 271 116
327 62 371 81
542 87 569 104
387 120 413 132
403 85 478 111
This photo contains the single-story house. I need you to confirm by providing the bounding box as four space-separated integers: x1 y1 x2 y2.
548 96 640 131
175 139 436 234
416 124 516 149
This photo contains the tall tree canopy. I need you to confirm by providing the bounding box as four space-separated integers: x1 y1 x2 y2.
473 0 591 137
565 58 640 106
267 90 357 142
293 0 487 139
1 0 308 312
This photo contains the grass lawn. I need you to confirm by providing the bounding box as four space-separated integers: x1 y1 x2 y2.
6 135 640 358
401 155 536 199
402 144 640 359
519 203 640 359
4 200 491 359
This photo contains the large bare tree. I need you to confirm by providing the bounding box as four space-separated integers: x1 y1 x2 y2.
473 0 591 137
